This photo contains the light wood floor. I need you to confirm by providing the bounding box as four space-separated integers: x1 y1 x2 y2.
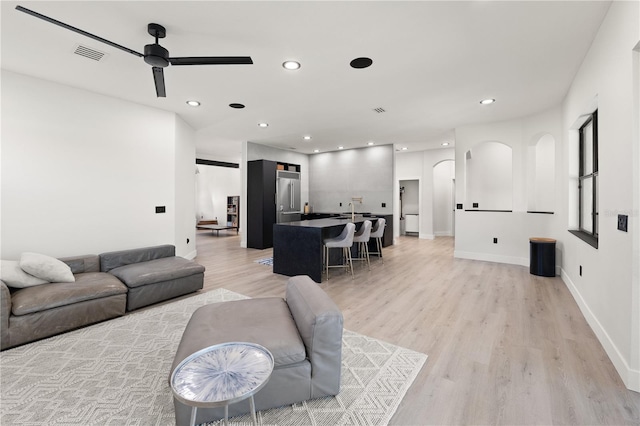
194 230 640 425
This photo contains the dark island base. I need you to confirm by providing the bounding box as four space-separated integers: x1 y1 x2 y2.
273 215 392 283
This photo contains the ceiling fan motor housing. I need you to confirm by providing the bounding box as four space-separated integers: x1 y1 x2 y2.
144 43 170 67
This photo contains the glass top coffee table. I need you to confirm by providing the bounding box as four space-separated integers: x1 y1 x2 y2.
170 342 274 426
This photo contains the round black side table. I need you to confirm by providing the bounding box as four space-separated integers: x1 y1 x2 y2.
529 237 556 277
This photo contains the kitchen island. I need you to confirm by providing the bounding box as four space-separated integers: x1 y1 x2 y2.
273 214 392 283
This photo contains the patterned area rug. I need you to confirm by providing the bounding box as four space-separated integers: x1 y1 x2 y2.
0 289 427 426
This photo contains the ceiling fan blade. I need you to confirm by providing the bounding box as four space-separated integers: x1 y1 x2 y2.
169 56 253 66
152 67 166 97
15 5 143 58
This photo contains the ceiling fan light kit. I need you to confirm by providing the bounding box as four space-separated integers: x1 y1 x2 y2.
15 6 253 98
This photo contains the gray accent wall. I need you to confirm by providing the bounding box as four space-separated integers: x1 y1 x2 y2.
309 145 394 214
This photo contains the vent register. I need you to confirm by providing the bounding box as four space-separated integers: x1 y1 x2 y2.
73 44 107 61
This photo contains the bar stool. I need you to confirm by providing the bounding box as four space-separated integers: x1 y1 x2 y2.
323 222 356 280
369 218 386 264
352 220 372 270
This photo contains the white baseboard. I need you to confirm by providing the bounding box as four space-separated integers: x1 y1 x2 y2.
420 233 435 240
184 249 197 260
561 269 640 392
434 231 454 237
454 250 528 267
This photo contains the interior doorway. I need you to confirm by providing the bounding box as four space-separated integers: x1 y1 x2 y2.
399 179 419 236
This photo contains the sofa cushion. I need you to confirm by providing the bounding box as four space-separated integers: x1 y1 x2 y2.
100 245 175 273
0 260 49 288
60 255 100 274
171 297 306 375
11 272 128 316
20 252 75 283
108 257 205 288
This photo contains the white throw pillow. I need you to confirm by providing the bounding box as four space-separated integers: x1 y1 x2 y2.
20 252 75 283
0 260 49 288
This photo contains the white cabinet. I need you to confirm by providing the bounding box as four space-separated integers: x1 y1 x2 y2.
405 214 419 233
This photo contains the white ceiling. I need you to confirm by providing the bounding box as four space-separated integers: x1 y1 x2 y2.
1 1 611 159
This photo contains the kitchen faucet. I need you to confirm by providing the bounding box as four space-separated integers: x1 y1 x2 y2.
348 202 355 222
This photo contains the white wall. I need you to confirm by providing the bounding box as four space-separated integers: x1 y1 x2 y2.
465 141 513 211
175 116 197 259
1 70 196 259
433 160 455 236
528 134 556 212
396 148 455 239
454 107 562 265
559 1 639 391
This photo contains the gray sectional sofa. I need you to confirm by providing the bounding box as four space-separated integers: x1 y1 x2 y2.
170 275 344 425
100 245 205 311
1 245 205 350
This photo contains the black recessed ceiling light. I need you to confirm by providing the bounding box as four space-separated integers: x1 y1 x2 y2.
350 57 373 69
229 103 245 109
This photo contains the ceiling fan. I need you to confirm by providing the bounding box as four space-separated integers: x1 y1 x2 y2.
16 5 253 98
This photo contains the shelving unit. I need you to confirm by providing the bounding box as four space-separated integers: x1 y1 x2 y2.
227 196 239 229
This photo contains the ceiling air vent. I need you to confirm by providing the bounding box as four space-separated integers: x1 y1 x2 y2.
373 107 386 113
73 44 106 61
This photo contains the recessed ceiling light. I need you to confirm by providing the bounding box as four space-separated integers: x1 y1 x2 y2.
229 103 245 109
401 147 408 151
258 122 269 128
480 98 495 105
303 136 312 141
186 100 200 107
283 61 301 70
338 146 344 150
313 149 320 153
367 142 375 146
350 57 373 69
442 142 450 146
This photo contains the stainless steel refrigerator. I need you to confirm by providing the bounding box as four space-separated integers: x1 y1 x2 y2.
276 170 301 223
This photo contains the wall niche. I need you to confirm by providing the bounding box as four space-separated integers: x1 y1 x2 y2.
526 133 555 213
464 141 513 211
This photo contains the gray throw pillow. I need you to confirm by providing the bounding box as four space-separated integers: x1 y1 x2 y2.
20 252 75 283
0 260 49 288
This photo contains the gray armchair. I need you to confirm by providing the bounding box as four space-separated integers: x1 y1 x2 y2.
169 275 344 425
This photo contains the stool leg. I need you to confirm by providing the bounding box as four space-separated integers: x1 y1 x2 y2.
364 241 370 270
189 407 197 426
250 395 258 425
377 237 384 264
346 246 354 279
224 404 229 426
325 245 330 280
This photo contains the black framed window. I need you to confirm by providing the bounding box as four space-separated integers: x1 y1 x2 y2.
573 110 598 248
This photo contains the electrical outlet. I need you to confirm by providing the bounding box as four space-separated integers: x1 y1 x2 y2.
382 202 386 208
618 214 628 232
473 202 479 208
155 206 166 214
339 202 342 207
493 237 498 244
187 238 190 244
579 265 582 276
456 204 463 209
